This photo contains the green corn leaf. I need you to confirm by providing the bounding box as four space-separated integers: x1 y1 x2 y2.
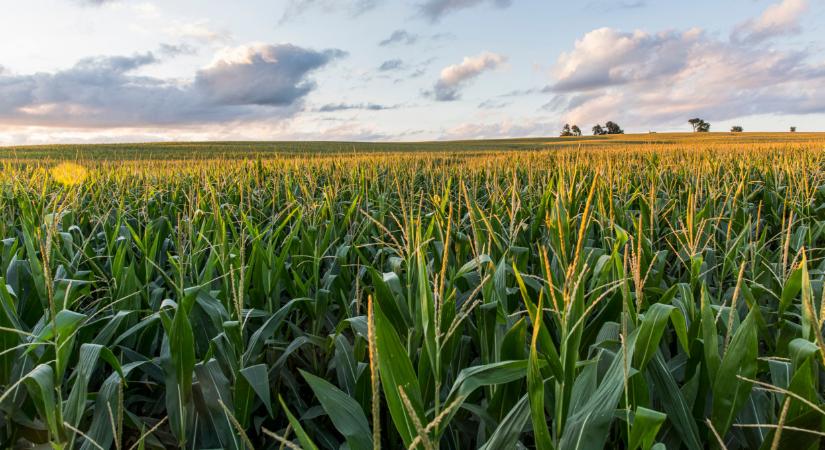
527 294 554 450
373 295 426 447
633 303 675 371
239 364 273 417
22 364 63 441
279 395 319 450
80 361 150 450
242 297 309 366
439 360 530 437
779 265 802 319
514 265 563 381
711 307 757 439
194 359 241 449
479 394 530 450
64 344 123 430
700 285 720 381
161 298 196 445
645 354 702 450
559 333 638 450
628 407 666 450
300 370 373 450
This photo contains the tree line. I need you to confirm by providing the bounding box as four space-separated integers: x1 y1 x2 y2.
559 121 624 136
560 118 799 136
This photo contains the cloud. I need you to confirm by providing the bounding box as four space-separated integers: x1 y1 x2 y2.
0 44 345 128
501 87 548 97
546 26 825 129
551 27 694 93
405 68 427 80
168 21 233 44
0 119 397 145
158 43 199 57
76 0 118 5
196 44 346 106
585 0 646 12
280 0 381 23
541 92 600 112
441 117 554 139
378 59 405 71
430 51 506 101
418 0 513 22
317 102 397 112
731 0 808 44
379 30 419 46
477 99 511 109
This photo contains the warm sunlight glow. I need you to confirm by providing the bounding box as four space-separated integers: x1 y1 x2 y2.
50 162 88 186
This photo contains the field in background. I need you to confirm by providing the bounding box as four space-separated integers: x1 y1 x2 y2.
0 133 824 449
2 131 824 160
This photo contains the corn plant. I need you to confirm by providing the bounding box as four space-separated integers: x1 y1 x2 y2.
0 135 823 449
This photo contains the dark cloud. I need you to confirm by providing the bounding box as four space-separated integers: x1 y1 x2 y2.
195 45 346 106
317 102 397 112
280 0 381 23
378 59 405 71
0 44 345 128
418 0 513 22
379 30 419 46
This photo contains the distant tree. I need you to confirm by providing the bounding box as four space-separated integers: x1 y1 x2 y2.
571 125 582 136
605 121 624 134
592 124 606 136
790 126 797 132
560 124 573 137
689 118 711 132
731 126 743 132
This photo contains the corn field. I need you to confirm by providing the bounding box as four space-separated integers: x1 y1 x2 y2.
1 137 824 449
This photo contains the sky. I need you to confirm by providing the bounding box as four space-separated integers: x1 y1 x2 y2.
1 0 824 144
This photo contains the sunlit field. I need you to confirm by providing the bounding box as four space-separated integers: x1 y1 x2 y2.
1 133 824 449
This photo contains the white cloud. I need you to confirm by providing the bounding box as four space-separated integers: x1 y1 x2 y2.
0 118 393 145
167 20 233 44
732 0 808 44
431 51 506 101
76 0 118 5
441 117 554 139
547 26 825 129
552 27 698 92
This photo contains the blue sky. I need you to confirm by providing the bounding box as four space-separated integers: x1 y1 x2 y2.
1 0 824 144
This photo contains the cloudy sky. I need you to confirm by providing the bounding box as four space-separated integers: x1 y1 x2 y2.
1 0 824 144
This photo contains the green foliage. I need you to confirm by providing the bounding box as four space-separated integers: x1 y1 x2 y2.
0 136 824 449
